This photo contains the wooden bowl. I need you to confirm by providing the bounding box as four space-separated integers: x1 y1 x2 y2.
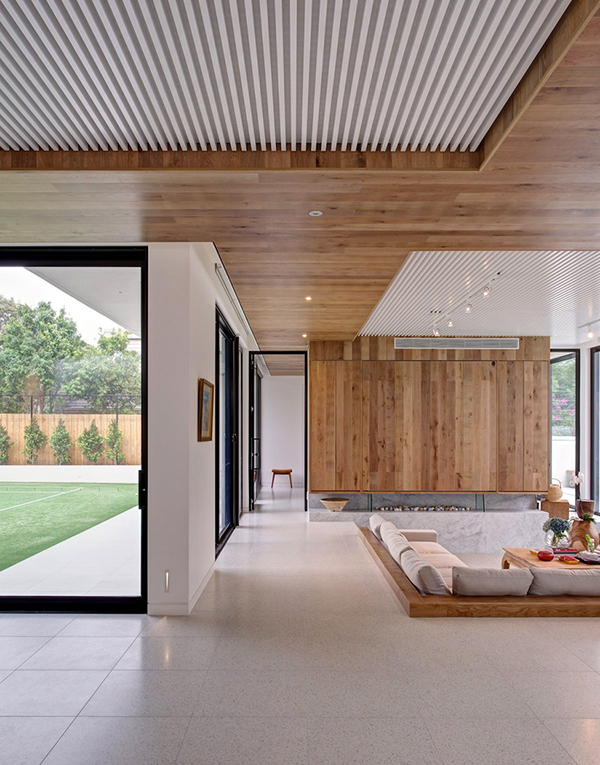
320 497 350 512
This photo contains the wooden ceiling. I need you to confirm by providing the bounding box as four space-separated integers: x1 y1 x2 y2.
0 8 599 350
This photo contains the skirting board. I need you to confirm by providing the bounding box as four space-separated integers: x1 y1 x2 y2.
147 562 215 616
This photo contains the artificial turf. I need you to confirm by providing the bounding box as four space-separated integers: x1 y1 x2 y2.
0 482 138 572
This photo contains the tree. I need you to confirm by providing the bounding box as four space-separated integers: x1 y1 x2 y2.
0 301 86 412
0 424 13 465
551 357 576 436
104 418 125 465
77 420 104 463
23 416 48 464
62 329 141 413
49 418 72 465
0 296 19 333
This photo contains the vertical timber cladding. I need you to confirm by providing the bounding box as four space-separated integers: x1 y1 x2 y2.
309 337 550 494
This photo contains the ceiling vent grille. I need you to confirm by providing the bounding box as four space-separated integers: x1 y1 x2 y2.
393 337 520 350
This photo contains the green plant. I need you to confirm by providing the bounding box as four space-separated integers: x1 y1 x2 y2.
77 420 104 463
22 416 48 464
0 424 13 464
104 419 125 465
581 514 596 523
49 418 72 465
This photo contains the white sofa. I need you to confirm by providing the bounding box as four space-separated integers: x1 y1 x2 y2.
368 514 600 598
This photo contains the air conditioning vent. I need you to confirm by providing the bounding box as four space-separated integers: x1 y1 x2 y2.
393 337 520 350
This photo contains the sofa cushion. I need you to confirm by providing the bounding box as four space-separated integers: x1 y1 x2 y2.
400 550 451 596
398 530 438 542
528 568 600 596
386 534 414 566
380 523 408 551
368 514 387 540
453 567 533 596
413 552 468 571
412 541 450 556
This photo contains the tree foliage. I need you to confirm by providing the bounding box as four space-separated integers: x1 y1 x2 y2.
49 418 72 465
0 424 13 465
104 419 126 465
77 420 104 463
551 357 576 436
23 416 48 464
0 296 19 333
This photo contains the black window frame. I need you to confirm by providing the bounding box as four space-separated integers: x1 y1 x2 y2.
550 348 580 508
591 345 600 511
0 246 148 613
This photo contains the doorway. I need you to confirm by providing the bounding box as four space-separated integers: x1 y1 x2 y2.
248 351 308 512
215 309 240 553
0 247 147 613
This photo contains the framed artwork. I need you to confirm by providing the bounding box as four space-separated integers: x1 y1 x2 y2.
198 378 214 442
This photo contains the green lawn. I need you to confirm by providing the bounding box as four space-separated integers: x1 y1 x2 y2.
0 483 138 572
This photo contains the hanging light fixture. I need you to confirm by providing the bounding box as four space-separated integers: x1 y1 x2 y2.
587 327 595 340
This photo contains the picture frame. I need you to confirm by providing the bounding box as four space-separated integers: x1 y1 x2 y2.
197 378 214 442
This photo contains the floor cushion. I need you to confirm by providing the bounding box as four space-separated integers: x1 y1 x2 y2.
453 567 533 596
528 568 600 596
400 550 451 596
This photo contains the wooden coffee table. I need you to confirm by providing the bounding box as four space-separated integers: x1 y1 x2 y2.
502 547 585 569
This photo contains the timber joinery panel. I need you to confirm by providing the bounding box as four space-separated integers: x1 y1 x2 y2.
429 362 497 492
309 361 336 491
524 361 550 492
335 361 362 491
362 361 429 492
497 361 525 491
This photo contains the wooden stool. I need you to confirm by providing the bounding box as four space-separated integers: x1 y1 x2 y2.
271 469 293 488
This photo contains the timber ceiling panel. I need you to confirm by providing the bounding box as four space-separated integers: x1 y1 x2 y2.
0 0 569 153
0 12 600 350
359 250 600 345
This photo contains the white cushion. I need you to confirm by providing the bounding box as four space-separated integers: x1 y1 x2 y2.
386 534 414 566
380 523 407 551
414 552 468 570
453 567 533 596
368 514 387 540
411 541 450 555
400 550 450 596
398 530 438 542
528 568 600 596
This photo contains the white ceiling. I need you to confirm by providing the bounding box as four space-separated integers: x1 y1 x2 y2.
27 266 141 336
359 250 600 346
0 0 569 152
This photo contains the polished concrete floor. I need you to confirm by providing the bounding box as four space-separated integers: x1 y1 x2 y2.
1 488 600 764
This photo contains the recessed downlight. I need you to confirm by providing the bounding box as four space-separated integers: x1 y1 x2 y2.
433 328 440 337
305 296 312 301
447 319 453 328
308 210 323 217
465 303 472 314
302 333 307 338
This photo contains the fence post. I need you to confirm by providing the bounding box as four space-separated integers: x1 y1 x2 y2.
30 395 33 419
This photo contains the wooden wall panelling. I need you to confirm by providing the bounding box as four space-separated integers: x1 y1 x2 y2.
524 361 550 492
497 362 525 491
429 362 497 491
335 361 362 491
309 361 336 491
362 361 429 491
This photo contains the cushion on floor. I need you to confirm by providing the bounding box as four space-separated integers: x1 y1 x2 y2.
528 568 600 596
400 549 451 596
453 567 533 596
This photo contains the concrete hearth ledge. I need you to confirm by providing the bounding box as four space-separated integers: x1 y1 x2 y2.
309 510 548 554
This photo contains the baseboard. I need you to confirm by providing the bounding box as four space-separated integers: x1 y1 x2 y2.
147 563 215 616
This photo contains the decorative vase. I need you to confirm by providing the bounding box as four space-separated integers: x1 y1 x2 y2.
320 497 350 512
546 479 563 502
546 530 570 548
570 519 599 552
577 499 596 520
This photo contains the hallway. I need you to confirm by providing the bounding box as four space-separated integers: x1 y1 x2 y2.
1 491 600 763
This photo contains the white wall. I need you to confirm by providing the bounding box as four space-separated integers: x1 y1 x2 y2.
260 375 304 487
148 243 255 615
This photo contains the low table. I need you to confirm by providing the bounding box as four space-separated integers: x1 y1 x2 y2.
502 547 585 570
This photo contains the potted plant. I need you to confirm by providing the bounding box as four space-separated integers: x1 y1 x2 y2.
542 516 571 548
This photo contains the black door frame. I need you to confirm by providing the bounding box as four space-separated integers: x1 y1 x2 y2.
248 350 308 512
215 308 240 555
591 345 600 511
551 348 581 507
0 246 148 613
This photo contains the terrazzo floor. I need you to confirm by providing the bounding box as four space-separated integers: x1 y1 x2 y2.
0 487 599 764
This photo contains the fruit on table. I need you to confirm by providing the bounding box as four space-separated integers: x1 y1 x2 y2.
537 550 554 561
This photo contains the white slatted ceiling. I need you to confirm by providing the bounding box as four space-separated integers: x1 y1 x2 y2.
0 0 570 153
359 250 600 345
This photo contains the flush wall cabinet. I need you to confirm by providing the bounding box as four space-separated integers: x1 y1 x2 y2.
309 338 549 494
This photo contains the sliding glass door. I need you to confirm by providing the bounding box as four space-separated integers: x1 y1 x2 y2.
551 350 579 507
592 346 600 510
0 248 147 612
216 310 239 550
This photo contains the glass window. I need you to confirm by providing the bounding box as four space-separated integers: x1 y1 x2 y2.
592 347 600 509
